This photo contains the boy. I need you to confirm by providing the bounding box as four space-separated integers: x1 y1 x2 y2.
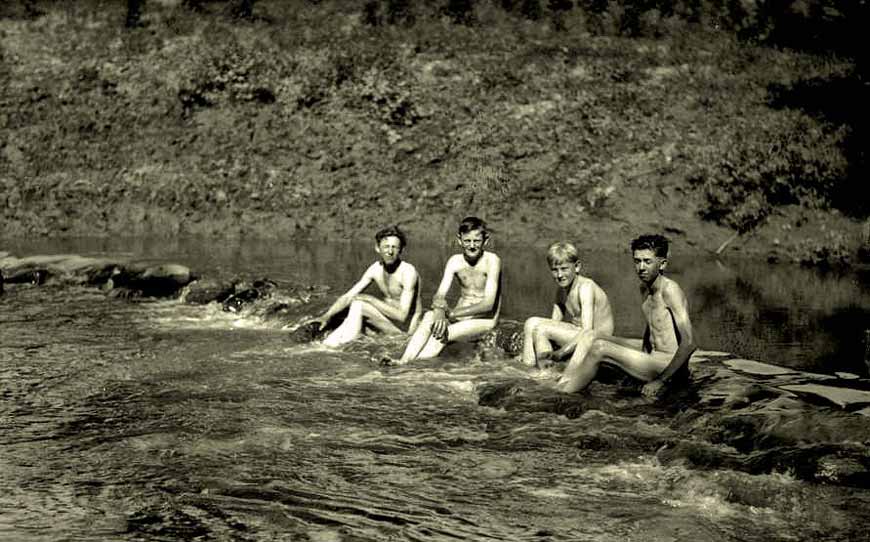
308 225 422 347
521 242 614 369
394 216 502 364
556 234 696 397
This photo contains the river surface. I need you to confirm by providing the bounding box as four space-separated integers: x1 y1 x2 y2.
2 237 869 541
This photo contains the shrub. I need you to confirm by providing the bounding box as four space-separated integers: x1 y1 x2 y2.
692 113 849 232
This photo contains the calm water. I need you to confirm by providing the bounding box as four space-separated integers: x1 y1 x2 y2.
2 237 869 541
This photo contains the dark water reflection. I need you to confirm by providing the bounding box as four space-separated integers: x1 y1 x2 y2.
1 237 869 541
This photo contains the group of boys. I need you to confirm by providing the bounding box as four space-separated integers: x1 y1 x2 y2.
305 217 695 396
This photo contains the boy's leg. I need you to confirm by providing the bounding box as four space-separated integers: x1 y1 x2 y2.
416 318 497 359
398 310 436 363
522 317 544 366
324 299 401 347
556 337 670 393
522 318 581 367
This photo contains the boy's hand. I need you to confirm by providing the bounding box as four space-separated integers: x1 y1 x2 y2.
550 347 571 361
302 315 327 331
537 351 561 369
641 379 666 398
431 309 449 341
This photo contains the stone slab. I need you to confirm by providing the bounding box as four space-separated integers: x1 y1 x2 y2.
779 384 870 409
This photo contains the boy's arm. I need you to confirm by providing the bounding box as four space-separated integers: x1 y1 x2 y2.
430 258 459 339
314 264 375 326
449 254 502 319
356 266 419 323
551 304 564 321
642 282 696 397
431 257 457 310
577 281 595 331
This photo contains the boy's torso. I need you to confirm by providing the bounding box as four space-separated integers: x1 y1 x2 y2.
641 278 679 354
453 252 500 318
372 261 413 302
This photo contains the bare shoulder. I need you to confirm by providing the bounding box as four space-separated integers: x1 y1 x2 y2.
363 261 381 278
484 251 502 269
445 253 465 270
661 276 688 303
399 261 419 281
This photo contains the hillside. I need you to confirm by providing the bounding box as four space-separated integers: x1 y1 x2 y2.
1 0 867 265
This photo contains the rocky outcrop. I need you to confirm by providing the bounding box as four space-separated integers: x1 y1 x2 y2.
477 352 870 488
0 254 194 298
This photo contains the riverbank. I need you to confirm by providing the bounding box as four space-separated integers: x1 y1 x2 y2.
1 0 867 265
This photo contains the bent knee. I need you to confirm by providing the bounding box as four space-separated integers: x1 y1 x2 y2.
524 317 544 332
588 339 609 358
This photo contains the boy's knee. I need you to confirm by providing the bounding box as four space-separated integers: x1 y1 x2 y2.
524 317 542 332
588 339 608 358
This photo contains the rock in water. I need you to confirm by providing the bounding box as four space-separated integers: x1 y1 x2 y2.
287 321 327 343
185 279 237 305
111 263 194 297
2 268 49 285
222 279 277 313
479 320 525 356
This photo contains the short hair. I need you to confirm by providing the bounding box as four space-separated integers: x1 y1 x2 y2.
375 225 407 249
546 242 580 266
458 216 488 236
630 234 669 257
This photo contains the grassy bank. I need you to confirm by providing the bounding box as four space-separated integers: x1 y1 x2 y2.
1 0 867 265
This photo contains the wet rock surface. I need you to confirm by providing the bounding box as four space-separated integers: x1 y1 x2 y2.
0 253 193 298
477 351 870 488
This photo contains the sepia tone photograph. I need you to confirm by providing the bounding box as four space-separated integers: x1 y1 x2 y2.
1 0 868 540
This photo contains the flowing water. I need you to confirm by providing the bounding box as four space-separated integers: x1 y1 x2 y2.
1 238 869 541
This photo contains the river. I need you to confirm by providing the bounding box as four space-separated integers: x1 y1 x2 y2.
1 237 869 541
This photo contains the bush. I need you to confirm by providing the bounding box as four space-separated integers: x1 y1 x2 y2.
179 38 287 113
691 113 849 232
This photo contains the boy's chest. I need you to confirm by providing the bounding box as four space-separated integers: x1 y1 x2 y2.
456 266 487 288
373 271 403 297
641 294 669 321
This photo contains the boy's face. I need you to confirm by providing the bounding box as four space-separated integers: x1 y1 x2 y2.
550 259 581 288
633 249 666 285
375 236 403 266
457 229 488 260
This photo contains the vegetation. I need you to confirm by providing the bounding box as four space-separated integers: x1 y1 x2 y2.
0 0 866 266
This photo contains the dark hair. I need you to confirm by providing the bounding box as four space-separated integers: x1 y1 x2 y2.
375 225 407 249
630 234 669 257
458 216 489 236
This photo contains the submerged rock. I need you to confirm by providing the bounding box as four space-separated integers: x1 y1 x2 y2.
184 279 237 305
222 279 278 313
0 254 196 298
286 321 328 343
2 267 49 285
479 320 525 355
110 263 195 297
